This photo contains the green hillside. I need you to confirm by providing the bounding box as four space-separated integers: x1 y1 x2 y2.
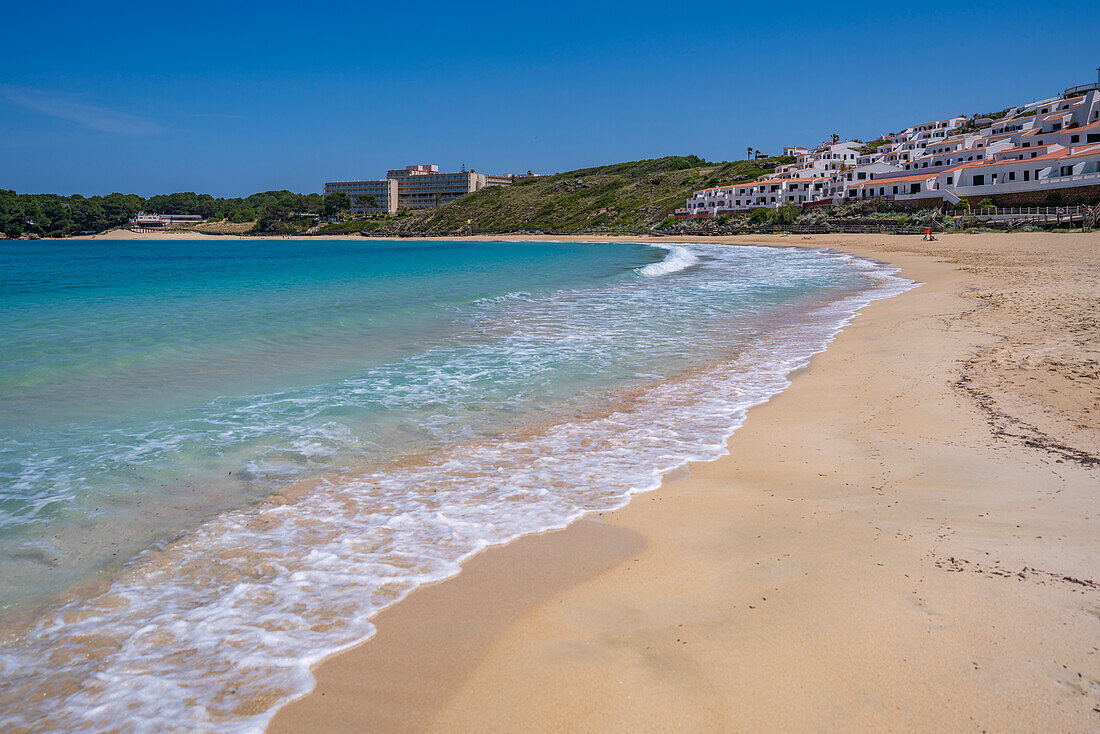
0 156 793 239
370 155 792 236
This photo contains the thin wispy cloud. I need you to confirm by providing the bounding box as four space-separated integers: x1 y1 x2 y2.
0 84 164 134
176 112 245 120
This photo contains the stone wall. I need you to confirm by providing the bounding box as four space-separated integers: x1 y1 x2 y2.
890 197 944 210
956 184 1100 208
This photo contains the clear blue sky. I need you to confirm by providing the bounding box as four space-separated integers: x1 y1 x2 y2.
3 1 1097 197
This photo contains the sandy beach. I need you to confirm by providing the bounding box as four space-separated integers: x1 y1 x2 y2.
46 229 1100 729
263 231 1096 732
9 4 1096 730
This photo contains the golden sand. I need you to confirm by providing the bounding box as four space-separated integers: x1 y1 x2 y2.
87 230 1099 731
261 232 1099 732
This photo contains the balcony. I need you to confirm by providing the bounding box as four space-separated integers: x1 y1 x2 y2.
1038 171 1100 186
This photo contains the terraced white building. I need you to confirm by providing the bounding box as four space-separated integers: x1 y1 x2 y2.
677 76 1100 217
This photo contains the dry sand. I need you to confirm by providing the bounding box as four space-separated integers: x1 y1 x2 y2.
261 231 1100 733
62 227 368 241
61 229 1099 730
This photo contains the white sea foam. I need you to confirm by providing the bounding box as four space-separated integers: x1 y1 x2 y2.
472 290 534 305
637 245 698 277
0 245 915 733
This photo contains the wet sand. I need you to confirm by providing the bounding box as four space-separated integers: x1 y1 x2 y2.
261 231 1099 733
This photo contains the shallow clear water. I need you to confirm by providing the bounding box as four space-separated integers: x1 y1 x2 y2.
0 239 912 732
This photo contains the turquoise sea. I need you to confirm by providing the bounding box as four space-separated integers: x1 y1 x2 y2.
0 239 911 732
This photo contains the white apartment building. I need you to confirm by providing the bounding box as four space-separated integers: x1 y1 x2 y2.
676 83 1100 218
937 144 1100 203
827 142 1100 206
906 116 968 135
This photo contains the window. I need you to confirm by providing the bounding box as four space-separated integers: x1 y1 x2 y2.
1023 170 1030 181
1008 171 1015 181
1089 134 1100 143
857 172 866 180
973 175 985 185
946 176 953 185
910 183 920 194
1070 134 1080 143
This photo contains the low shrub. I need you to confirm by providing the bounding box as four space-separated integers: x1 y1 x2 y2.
749 207 778 224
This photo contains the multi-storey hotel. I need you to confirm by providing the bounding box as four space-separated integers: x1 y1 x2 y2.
322 178 399 215
677 73 1100 218
324 164 515 214
386 165 514 210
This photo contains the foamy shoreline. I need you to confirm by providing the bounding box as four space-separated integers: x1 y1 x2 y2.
7 231 1097 731
1 239 910 732
269 232 1100 732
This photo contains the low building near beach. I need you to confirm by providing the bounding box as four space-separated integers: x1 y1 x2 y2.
128 213 203 228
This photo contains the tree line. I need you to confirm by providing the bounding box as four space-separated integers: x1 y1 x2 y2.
0 189 332 238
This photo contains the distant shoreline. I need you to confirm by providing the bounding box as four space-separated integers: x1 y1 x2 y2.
28 225 1091 243
54 228 370 241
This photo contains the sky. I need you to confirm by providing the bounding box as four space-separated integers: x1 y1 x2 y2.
2 1 1098 197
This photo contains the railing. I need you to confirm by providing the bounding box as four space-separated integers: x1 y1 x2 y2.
954 205 1092 217
1038 172 1100 186
710 222 939 235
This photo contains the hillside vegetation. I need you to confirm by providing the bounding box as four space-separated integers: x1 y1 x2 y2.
1 156 791 239
371 155 792 236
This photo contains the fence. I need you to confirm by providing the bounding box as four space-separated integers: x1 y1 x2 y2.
680 221 941 235
953 205 1092 217
950 204 1095 228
